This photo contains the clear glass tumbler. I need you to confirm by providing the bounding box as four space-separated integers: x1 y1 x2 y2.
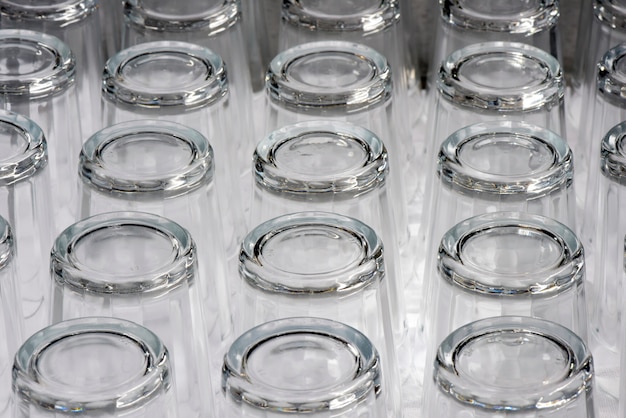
12 317 178 418
430 0 561 85
122 0 255 194
238 211 401 417
222 317 385 418
0 29 82 229
50 211 215 418
423 316 596 417
251 120 407 336
77 120 234 380
425 211 588 357
0 110 53 338
584 120 626 400
0 213 22 418
265 40 409 245
102 40 245 255
0 0 106 136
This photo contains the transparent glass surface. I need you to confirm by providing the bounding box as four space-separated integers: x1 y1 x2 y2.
0 0 97 23
426 316 595 417
264 41 408 254
102 41 244 258
12 317 177 417
50 211 214 418
267 41 391 114
238 211 400 417
124 0 239 33
103 41 227 110
584 121 626 399
423 211 588 380
438 41 563 113
282 0 400 33
0 110 51 339
251 120 406 341
122 0 255 203
0 0 104 135
222 317 384 417
440 0 559 34
0 29 81 230
0 213 21 418
78 120 233 394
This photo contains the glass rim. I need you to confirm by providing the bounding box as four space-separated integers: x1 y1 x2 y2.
434 316 593 412
0 29 75 98
223 317 381 412
437 121 572 197
0 0 97 23
594 0 626 30
266 41 392 114
254 120 388 198
50 211 197 295
80 120 214 199
437 211 584 296
124 0 240 35
597 43 626 108
102 40 228 110
601 120 626 182
13 316 171 412
437 41 564 112
239 211 384 296
440 0 559 34
0 109 48 186
281 0 400 34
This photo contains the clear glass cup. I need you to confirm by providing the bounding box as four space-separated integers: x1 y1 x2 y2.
265 40 409 246
571 0 626 157
579 44 626 237
278 0 414 172
238 211 401 417
0 110 53 338
425 211 588 361
422 120 576 286
251 120 407 337
0 0 106 137
430 0 561 85
222 317 385 418
423 316 596 418
78 120 234 378
50 211 215 418
0 29 82 229
102 40 245 256
12 317 178 418
433 41 565 141
0 213 22 418
422 41 566 266
584 120 626 400
122 0 255 198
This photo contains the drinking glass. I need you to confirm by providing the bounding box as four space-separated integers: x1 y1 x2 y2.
0 29 82 229
102 40 245 255
584 120 626 400
423 316 596 417
50 211 215 418
238 211 401 417
78 120 234 370
0 0 106 136
0 213 22 418
222 317 386 418
0 110 53 337
12 317 178 417
122 0 255 195
265 40 409 245
426 211 588 355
